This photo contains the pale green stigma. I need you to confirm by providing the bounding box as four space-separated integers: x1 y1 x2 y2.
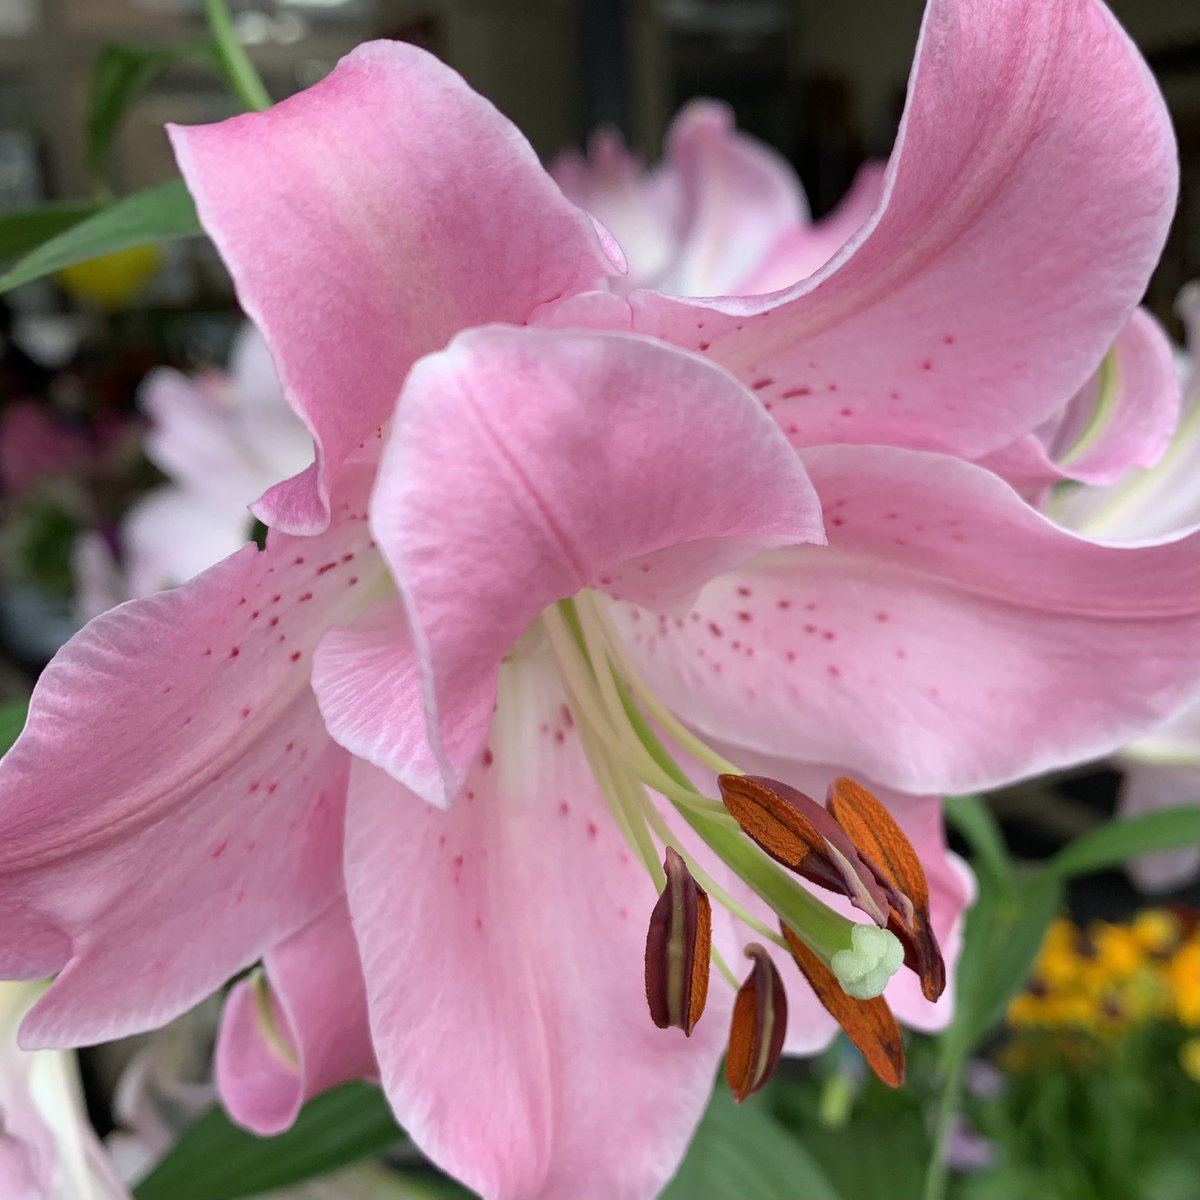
831 924 906 1000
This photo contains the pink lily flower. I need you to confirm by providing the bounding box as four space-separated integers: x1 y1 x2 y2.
75 324 313 617
2 2 1199 1197
1050 283 1200 891
550 102 885 297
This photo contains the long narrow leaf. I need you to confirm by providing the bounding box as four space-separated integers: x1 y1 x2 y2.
88 43 217 181
204 0 271 111
0 203 101 267
942 870 1062 1061
1049 805 1200 879
133 1082 404 1200
943 793 1014 889
0 180 201 293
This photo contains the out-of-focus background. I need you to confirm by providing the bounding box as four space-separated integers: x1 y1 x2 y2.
3 0 1200 321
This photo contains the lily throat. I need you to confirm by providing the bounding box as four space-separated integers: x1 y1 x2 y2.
530 589 944 1092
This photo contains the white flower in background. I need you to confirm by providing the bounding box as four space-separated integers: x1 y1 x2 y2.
0 981 130 1200
76 323 313 618
1050 283 1200 890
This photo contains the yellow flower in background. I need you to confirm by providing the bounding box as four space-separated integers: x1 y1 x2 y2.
1086 924 1142 984
1037 919 1081 990
1168 938 1200 1026
54 243 162 311
1132 909 1181 955
1007 910 1197 1040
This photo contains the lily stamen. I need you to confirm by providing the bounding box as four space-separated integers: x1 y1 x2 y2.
540 589 934 1063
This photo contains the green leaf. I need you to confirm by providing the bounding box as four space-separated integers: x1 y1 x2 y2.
1049 806 1200 880
0 180 202 293
0 203 103 268
0 698 28 756
802 1112 928 1200
87 43 216 182
662 1087 844 1200
943 793 1014 890
204 0 271 112
943 869 1063 1059
133 1082 404 1200
926 869 1062 1200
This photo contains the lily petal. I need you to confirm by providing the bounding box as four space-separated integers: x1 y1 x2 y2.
345 649 726 1200
1047 374 1200 543
979 310 1180 495
169 41 610 533
630 0 1176 458
552 101 806 298
344 326 823 806
217 897 376 1135
121 487 253 596
0 471 381 1046
140 327 313 520
653 100 808 298
617 445 1200 796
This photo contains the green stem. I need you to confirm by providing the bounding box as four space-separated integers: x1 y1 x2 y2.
205 0 271 111
922 1049 966 1200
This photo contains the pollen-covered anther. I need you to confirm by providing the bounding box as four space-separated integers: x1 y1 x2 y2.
725 943 788 1103
826 776 946 1002
718 772 946 1003
644 846 712 1035
717 773 890 925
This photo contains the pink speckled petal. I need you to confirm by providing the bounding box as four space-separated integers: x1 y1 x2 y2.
217 896 376 1134
337 325 823 807
616 445 1200 797
0 470 383 1047
345 650 726 1200
170 41 610 533
630 0 1176 458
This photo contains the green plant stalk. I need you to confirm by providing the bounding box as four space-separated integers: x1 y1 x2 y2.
922 1048 966 1200
204 0 271 111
